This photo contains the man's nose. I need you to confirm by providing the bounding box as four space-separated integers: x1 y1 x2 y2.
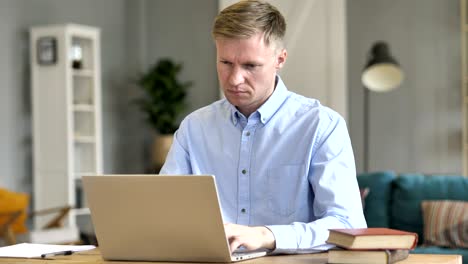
228 66 244 86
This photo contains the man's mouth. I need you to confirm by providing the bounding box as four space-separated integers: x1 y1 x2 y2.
227 90 247 95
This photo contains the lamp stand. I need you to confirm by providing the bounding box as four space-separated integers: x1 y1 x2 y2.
361 41 403 173
363 87 370 172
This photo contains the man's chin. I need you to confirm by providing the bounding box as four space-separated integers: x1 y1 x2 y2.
225 96 248 105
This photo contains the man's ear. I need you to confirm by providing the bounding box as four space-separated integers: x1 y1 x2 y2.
276 49 287 69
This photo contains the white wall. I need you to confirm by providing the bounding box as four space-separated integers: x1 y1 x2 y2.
348 0 461 174
143 0 219 114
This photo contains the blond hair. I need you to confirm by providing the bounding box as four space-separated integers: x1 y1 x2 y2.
212 0 286 49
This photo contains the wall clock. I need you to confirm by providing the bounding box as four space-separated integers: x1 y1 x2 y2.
37 36 57 65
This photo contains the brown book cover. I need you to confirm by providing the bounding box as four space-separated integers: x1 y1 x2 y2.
326 228 418 250
328 249 410 264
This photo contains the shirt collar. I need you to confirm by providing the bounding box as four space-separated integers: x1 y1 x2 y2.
257 75 289 125
229 75 290 126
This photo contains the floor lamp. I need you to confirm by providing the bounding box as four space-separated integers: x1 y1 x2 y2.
361 41 404 172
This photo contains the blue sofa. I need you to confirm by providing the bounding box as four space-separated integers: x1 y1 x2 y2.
357 171 468 264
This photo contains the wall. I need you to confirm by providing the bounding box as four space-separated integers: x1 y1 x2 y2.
143 0 219 114
348 0 461 174
272 0 347 119
0 0 218 194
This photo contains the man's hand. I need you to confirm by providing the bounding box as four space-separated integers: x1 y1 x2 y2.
224 223 276 253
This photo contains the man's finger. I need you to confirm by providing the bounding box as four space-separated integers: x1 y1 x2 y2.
229 236 243 252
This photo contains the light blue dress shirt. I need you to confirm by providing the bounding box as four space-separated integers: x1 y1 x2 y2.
160 76 367 254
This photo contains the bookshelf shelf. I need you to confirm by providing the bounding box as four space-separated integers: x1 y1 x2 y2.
74 135 96 143
72 69 94 77
73 104 95 112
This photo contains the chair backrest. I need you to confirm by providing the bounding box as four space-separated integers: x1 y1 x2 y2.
0 188 29 245
0 188 29 233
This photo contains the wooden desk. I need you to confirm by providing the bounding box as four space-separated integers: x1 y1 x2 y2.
0 249 462 264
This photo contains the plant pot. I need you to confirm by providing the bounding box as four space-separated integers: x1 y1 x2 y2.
152 134 174 169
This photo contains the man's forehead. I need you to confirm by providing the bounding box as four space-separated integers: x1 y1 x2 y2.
216 36 276 55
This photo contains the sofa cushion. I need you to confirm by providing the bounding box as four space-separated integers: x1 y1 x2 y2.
421 200 468 248
391 174 468 244
357 171 397 227
412 246 468 264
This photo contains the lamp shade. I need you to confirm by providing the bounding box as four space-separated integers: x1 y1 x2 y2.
361 42 403 92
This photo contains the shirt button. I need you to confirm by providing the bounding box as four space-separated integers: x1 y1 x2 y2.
241 169 247 174
241 208 246 213
246 132 251 136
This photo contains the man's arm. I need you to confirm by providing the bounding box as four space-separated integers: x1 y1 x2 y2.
159 129 192 174
265 114 367 254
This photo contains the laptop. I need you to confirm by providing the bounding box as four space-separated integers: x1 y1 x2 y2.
82 175 268 262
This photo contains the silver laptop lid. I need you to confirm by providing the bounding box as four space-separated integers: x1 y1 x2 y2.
82 175 234 262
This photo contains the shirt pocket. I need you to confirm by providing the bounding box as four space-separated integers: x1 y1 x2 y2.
267 164 308 217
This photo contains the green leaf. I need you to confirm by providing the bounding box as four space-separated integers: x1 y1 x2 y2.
133 58 192 134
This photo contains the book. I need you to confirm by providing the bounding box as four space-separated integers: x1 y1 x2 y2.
328 249 410 264
326 228 418 250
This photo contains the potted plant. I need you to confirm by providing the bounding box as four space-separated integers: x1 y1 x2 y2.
135 58 192 169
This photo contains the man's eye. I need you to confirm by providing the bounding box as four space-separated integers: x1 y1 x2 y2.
221 61 231 65
244 64 257 70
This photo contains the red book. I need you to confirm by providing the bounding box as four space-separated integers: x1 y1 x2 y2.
326 228 418 250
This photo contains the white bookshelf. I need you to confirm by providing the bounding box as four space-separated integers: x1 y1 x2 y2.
30 24 103 229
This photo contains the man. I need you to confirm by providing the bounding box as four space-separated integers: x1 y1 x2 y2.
160 0 366 254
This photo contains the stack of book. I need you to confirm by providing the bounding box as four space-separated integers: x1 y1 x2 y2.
326 228 418 264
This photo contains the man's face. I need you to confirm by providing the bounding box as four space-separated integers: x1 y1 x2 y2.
215 33 287 117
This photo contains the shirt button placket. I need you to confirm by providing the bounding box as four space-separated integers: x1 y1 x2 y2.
237 124 254 225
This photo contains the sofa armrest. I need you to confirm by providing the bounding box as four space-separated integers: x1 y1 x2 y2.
357 171 397 227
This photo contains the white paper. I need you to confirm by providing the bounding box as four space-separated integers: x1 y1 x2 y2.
0 243 95 258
